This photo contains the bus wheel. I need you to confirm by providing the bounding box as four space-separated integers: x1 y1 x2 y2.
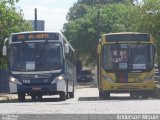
142 93 149 99
130 92 139 99
104 91 110 99
130 93 135 98
59 92 66 101
37 94 42 100
69 92 74 98
31 94 37 101
100 91 110 99
99 91 103 98
151 90 158 98
130 92 141 99
18 92 25 102
66 93 69 99
142 91 152 99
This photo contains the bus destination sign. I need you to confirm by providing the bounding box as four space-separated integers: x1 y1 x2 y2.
106 33 150 42
12 33 59 42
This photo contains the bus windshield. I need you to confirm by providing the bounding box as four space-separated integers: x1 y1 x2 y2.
10 42 63 71
102 44 154 71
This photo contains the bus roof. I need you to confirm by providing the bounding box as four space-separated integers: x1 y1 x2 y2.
101 32 152 43
11 31 61 35
103 32 150 36
9 31 75 52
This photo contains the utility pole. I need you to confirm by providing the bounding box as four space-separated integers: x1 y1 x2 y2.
35 8 37 31
96 10 100 38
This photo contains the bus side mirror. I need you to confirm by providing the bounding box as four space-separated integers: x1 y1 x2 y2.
65 44 69 53
2 46 7 56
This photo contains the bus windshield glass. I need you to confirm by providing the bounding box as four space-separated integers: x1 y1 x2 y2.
102 44 154 71
10 42 63 71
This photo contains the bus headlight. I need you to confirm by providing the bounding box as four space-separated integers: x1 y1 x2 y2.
9 77 22 85
102 75 114 83
51 75 64 84
144 75 155 81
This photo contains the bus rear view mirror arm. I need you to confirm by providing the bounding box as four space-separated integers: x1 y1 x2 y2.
2 38 8 56
65 44 69 53
2 46 7 56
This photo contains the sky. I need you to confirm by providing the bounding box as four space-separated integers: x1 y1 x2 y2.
16 0 77 31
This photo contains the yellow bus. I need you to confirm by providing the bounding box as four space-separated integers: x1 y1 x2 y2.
97 32 156 99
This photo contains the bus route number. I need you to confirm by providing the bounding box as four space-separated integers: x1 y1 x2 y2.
28 34 49 39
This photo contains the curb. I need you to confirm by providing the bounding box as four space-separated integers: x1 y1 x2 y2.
0 94 16 101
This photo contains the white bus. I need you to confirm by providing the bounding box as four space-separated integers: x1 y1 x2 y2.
3 31 76 102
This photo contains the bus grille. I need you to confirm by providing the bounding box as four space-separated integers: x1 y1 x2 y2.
19 73 52 80
116 73 128 83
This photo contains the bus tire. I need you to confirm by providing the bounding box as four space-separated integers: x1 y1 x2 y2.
66 93 69 99
60 92 66 101
152 90 157 98
18 92 25 102
100 91 110 99
69 84 74 98
31 94 36 101
130 92 140 99
99 91 103 98
37 94 42 100
69 92 74 98
142 94 149 99
130 92 136 98
104 91 110 99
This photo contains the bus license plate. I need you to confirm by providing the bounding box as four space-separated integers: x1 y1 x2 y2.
32 87 41 91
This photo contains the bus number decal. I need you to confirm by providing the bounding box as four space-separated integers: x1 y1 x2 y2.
121 44 127 48
29 34 49 39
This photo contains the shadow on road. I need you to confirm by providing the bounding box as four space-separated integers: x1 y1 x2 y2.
0 97 66 103
75 81 97 89
78 96 157 101
78 97 100 101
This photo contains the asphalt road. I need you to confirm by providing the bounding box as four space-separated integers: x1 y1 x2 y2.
0 82 160 120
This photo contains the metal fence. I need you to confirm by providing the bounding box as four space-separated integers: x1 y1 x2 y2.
0 70 9 93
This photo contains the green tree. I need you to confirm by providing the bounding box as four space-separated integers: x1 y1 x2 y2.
138 0 160 59
64 0 160 65
0 0 32 69
67 4 91 21
64 3 138 64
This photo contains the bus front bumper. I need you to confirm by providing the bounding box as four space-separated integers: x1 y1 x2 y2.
17 84 57 93
9 79 66 94
101 80 156 91
9 82 58 94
